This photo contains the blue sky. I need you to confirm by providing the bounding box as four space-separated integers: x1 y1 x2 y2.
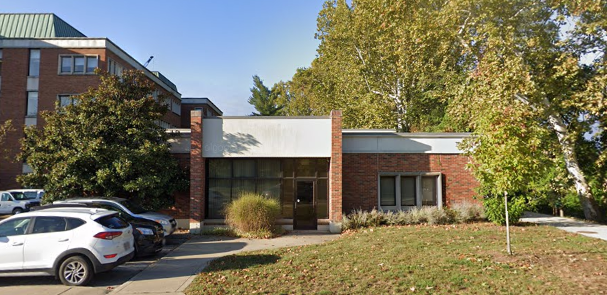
1 0 327 115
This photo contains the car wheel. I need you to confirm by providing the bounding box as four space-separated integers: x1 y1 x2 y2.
58 256 93 286
12 208 23 215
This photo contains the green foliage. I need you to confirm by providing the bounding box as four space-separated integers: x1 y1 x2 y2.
18 70 187 210
247 75 283 116
225 192 281 237
0 120 14 160
342 204 485 230
483 196 526 226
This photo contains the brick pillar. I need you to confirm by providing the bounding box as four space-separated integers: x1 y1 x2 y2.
189 110 205 233
329 110 343 232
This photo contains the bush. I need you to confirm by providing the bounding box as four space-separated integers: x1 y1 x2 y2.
342 203 486 230
225 192 281 237
483 196 526 225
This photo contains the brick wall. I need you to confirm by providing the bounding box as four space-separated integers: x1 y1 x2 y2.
342 153 479 213
189 110 204 229
329 110 343 221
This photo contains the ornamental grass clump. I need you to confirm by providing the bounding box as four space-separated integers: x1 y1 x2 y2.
225 192 281 238
342 202 486 230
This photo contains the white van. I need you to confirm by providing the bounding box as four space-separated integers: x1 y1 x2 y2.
0 191 32 214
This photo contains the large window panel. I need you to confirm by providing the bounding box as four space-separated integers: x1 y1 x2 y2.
421 176 437 206
29 49 40 77
316 179 328 219
257 179 281 200
281 179 294 218
207 179 231 219
380 176 396 206
86 56 98 73
61 56 72 73
232 179 255 197
209 159 231 178
74 56 85 73
233 159 255 178
27 92 38 117
258 159 281 178
401 177 416 206
296 159 315 177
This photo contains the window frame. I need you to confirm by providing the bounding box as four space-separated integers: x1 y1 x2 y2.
377 172 442 211
57 94 78 108
58 54 99 75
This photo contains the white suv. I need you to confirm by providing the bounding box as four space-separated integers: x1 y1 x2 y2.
0 207 135 286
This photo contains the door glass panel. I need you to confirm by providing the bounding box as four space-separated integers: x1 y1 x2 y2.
32 217 66 234
422 176 437 206
380 176 396 206
0 218 31 236
281 179 294 218
316 179 328 219
295 181 315 229
208 179 231 219
401 177 416 206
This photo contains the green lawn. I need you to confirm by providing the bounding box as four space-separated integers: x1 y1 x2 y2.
187 223 607 294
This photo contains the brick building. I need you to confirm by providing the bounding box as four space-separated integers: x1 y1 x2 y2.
170 111 479 232
0 13 220 190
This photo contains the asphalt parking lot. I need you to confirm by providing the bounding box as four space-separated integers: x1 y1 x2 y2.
0 214 189 295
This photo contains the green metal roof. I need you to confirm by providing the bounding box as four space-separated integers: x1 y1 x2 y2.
0 13 86 38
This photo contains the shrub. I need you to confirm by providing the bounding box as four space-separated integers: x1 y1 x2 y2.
225 192 281 237
342 203 487 230
483 196 526 225
451 201 486 223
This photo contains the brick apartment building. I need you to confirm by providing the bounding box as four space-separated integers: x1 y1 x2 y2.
0 13 220 190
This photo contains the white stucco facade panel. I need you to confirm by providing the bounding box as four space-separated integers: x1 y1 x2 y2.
203 118 332 158
343 133 469 154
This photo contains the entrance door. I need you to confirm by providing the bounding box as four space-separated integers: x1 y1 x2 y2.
294 180 316 230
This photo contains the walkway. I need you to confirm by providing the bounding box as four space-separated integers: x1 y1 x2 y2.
521 211 607 241
110 231 340 295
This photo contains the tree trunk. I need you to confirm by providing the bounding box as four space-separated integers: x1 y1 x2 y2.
547 113 601 221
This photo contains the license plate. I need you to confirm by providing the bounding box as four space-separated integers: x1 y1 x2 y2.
124 241 130 251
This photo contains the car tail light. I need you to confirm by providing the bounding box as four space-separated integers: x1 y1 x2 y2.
94 231 123 240
104 254 118 258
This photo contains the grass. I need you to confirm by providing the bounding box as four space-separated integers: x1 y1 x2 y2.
186 223 607 295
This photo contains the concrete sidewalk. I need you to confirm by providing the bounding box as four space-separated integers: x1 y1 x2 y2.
110 231 340 295
521 211 607 241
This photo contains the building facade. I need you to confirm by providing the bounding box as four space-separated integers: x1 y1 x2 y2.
167 110 479 232
0 14 220 190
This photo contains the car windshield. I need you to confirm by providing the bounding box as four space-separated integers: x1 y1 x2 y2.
120 200 147 214
9 192 28 201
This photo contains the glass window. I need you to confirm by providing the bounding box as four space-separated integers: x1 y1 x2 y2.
422 176 437 206
59 95 72 108
29 49 40 76
232 179 255 197
32 217 67 234
66 218 86 230
233 159 255 178
380 176 396 206
74 56 85 73
258 159 281 178
86 56 98 73
257 179 281 199
316 179 328 219
317 159 329 178
401 177 416 206
27 92 38 117
209 159 231 178
281 179 294 218
208 179 231 219
0 218 31 236
1 193 11 201
283 159 294 178
61 56 72 73
296 159 315 177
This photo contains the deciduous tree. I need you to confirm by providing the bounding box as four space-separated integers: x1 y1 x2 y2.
19 70 187 210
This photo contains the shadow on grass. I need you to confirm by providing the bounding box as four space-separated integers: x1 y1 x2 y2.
204 254 280 272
